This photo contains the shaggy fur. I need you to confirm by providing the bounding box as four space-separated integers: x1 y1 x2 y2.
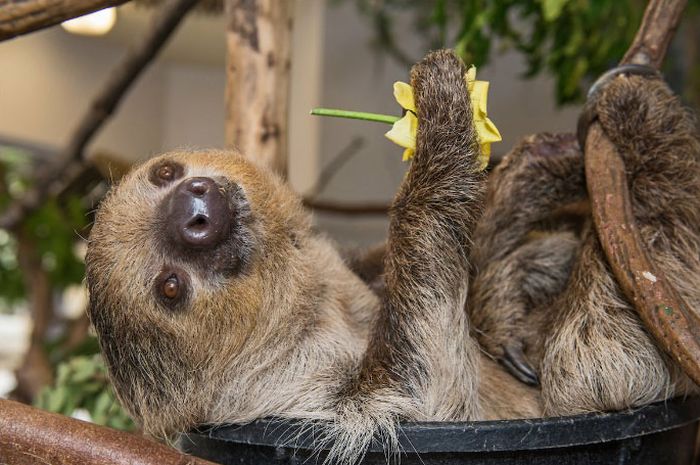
85 51 699 464
470 74 700 415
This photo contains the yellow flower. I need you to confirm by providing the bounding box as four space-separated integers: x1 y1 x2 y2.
385 82 418 161
466 66 502 169
384 66 501 170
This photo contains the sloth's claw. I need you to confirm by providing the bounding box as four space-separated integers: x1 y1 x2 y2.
501 345 539 387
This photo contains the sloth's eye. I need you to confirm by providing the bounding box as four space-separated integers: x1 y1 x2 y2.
158 165 174 181
149 161 184 187
163 275 180 299
155 267 188 309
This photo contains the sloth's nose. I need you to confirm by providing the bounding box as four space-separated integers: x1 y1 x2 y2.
166 177 231 248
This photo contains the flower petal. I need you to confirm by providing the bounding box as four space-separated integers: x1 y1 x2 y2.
393 81 416 112
465 65 477 93
385 112 417 150
470 80 489 117
478 143 491 170
466 65 477 85
475 118 502 144
386 66 500 170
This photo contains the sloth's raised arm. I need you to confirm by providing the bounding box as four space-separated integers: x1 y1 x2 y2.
349 50 486 416
326 48 487 465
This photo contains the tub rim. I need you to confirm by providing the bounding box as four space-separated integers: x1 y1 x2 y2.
185 396 700 453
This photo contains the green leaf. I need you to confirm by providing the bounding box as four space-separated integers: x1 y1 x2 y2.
46 386 68 413
541 0 568 21
36 355 136 432
69 357 98 383
92 390 112 425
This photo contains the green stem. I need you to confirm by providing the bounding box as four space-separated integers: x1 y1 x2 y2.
311 108 400 124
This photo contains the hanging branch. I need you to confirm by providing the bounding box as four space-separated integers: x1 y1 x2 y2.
11 231 55 403
0 0 199 231
582 0 700 384
0 0 130 42
302 199 389 215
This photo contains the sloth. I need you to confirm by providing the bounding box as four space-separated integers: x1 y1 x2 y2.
85 50 700 463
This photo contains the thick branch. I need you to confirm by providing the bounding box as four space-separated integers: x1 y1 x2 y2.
585 123 700 385
621 0 688 68
0 0 129 42
0 399 217 465
224 0 295 177
584 0 700 384
0 0 198 231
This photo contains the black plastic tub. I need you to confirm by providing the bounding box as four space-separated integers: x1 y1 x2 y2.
182 397 700 465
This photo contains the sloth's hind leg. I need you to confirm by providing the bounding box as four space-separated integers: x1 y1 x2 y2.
469 133 586 384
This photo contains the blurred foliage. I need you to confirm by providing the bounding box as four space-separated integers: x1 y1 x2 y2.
349 0 700 104
0 145 87 310
35 353 136 431
1 146 134 429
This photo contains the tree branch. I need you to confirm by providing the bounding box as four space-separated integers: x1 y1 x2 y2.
302 198 388 215
11 231 54 403
0 0 129 42
585 122 700 385
621 0 688 68
583 0 700 384
0 399 218 465
0 0 199 231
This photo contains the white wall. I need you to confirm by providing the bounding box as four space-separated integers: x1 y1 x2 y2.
0 1 583 249
0 27 165 161
288 0 324 195
314 2 582 246
161 63 226 152
0 2 324 180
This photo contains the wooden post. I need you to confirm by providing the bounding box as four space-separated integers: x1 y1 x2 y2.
224 0 295 177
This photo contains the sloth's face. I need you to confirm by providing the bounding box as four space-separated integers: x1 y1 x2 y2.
85 150 310 434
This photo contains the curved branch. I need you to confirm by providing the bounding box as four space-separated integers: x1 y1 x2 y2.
621 0 688 68
585 122 700 385
584 0 700 384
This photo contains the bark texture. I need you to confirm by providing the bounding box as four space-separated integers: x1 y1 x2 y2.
0 0 129 41
0 399 217 465
584 0 700 384
224 0 294 177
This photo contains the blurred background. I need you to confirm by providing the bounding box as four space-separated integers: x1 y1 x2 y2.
0 0 699 429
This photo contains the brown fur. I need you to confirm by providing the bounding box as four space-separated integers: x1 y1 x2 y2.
470 74 700 415
86 52 699 463
539 75 700 414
